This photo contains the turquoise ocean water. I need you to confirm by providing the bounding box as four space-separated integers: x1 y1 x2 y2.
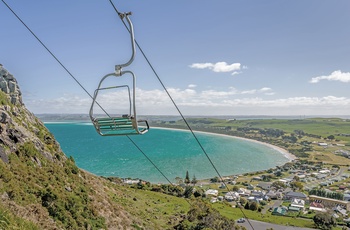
45 123 290 183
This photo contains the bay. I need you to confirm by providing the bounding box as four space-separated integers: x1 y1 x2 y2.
45 122 291 183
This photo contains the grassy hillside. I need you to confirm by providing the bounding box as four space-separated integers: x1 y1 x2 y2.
0 85 241 229
0 90 195 229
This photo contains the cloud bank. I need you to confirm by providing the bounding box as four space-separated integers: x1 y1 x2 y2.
25 87 350 116
310 70 350 83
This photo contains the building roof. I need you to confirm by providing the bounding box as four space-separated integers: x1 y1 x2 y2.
291 198 305 207
205 189 218 196
272 207 287 216
285 191 307 199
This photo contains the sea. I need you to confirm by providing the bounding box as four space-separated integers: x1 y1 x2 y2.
45 122 291 184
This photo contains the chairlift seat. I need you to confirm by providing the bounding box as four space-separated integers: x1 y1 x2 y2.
89 13 149 136
92 116 149 136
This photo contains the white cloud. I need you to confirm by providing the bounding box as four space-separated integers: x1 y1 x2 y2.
188 84 197 88
189 63 213 69
260 87 272 92
310 70 350 83
189 61 243 75
259 87 274 95
241 90 256 94
25 87 350 116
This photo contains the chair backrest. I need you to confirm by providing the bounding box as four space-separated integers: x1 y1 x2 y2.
92 116 149 136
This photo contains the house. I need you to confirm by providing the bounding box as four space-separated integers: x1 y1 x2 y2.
284 191 307 200
296 174 306 179
344 194 350 201
205 189 218 197
290 198 305 210
257 182 272 190
288 206 301 212
309 201 326 212
247 184 254 190
251 190 265 199
319 169 331 174
317 174 327 180
272 207 287 216
309 195 350 211
237 188 251 196
265 190 282 200
224 191 240 202
219 183 226 189
248 196 262 203
334 206 348 217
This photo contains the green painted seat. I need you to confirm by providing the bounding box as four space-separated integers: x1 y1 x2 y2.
93 116 149 136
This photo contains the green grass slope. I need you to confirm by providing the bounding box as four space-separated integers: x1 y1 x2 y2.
0 91 193 229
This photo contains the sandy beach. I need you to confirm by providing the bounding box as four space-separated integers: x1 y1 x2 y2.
154 126 297 162
196 130 297 161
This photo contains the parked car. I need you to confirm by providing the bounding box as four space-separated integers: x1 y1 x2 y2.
237 218 245 223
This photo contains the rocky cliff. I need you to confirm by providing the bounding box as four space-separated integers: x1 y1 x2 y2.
0 64 61 167
0 64 22 105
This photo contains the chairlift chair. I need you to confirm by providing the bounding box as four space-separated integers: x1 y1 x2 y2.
89 12 149 136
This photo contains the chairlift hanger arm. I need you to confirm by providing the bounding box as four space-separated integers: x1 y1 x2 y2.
115 12 135 76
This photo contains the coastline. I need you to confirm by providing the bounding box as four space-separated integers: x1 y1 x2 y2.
154 126 297 162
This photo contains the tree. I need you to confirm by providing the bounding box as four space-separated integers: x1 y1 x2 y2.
244 202 250 210
249 202 259 211
240 197 247 206
174 200 235 229
271 181 286 190
274 170 283 177
290 181 303 191
232 185 239 192
313 212 336 230
183 186 193 198
262 174 271 182
184 171 190 184
191 175 198 185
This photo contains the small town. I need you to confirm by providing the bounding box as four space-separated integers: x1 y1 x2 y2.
203 159 350 220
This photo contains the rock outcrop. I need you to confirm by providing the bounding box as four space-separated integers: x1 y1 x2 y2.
0 65 63 165
0 64 23 105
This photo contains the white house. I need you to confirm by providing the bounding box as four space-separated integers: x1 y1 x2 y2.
224 191 240 201
291 198 305 210
205 189 218 197
319 169 331 174
237 188 251 196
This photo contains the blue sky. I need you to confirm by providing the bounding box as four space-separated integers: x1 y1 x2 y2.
1 0 350 116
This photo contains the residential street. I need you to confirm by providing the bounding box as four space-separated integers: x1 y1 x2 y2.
236 219 316 230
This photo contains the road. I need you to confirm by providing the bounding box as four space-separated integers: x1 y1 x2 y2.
236 219 316 230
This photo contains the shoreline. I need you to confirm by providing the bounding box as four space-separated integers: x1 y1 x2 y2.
154 126 297 162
